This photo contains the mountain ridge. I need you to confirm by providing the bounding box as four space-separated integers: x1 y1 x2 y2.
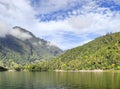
0 26 63 67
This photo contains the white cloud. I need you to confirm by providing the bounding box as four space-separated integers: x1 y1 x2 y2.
68 11 120 34
0 0 120 50
0 21 9 37
9 28 32 40
0 0 36 27
47 42 55 47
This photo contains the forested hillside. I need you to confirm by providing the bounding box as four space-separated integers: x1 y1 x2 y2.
0 26 63 69
55 32 120 70
1 30 120 71
27 32 120 71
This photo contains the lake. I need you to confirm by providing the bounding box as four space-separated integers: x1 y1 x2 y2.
0 71 120 89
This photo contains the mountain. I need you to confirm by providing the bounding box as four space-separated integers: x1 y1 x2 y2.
54 32 120 70
0 26 63 67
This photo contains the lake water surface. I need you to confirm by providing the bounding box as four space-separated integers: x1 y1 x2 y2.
0 71 120 89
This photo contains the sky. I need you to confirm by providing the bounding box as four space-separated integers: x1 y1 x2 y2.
0 0 120 50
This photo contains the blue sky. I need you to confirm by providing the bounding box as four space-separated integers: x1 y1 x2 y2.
0 0 120 50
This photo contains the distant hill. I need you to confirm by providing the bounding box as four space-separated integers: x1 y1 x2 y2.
0 26 63 67
55 32 120 70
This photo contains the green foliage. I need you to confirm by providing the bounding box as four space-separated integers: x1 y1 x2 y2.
0 26 63 68
14 66 22 71
117 66 120 70
24 61 50 72
52 32 120 70
22 32 120 71
1 31 120 71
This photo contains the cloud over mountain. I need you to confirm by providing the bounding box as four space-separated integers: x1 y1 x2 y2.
9 27 32 40
0 21 9 37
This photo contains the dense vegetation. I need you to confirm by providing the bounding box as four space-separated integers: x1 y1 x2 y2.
0 26 62 69
1 31 120 71
24 32 120 71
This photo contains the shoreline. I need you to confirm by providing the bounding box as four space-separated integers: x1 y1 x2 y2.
55 70 103 72
55 69 120 72
5 69 120 72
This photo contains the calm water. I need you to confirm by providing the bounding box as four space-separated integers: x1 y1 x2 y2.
0 71 120 89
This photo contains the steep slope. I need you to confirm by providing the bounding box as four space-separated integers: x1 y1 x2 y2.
0 26 63 66
56 32 120 70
